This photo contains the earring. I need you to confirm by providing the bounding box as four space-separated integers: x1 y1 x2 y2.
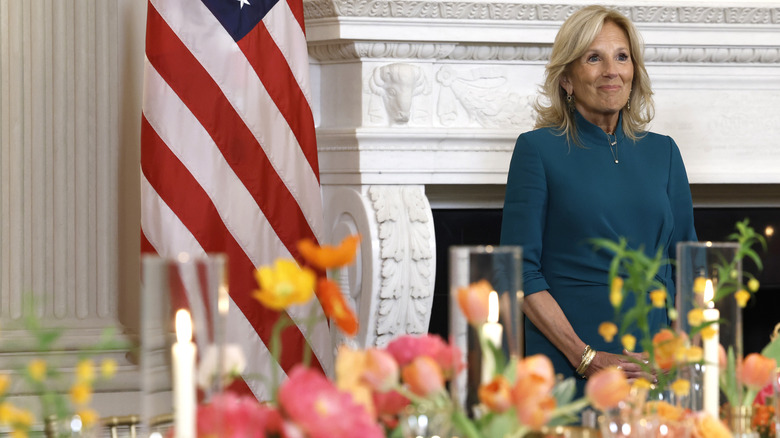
626 96 631 111
566 93 575 112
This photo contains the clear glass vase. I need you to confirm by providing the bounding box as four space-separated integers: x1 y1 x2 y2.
399 403 452 438
44 415 98 438
676 242 742 415
726 405 759 438
140 254 229 431
448 245 522 415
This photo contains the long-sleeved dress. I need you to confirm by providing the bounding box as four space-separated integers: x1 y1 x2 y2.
500 110 697 395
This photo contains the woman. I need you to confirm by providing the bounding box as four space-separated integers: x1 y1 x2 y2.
500 5 697 396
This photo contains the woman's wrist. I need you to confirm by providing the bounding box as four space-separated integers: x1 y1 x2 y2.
575 345 597 377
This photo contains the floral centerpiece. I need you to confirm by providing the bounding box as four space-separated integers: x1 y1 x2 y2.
184 236 591 438
586 219 776 437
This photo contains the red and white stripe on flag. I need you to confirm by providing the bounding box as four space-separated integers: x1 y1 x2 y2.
140 0 331 400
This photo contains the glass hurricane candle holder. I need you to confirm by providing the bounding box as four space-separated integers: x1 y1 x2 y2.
448 245 523 415
140 254 229 431
676 242 741 415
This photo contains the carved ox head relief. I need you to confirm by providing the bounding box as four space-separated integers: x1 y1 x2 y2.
368 63 430 125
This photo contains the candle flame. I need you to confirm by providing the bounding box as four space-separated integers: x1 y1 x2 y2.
488 291 499 324
218 285 229 315
176 309 193 343
703 279 714 307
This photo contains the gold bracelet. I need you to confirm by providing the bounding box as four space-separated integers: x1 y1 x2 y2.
576 345 596 377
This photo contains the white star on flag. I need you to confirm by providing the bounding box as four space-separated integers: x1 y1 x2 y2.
238 0 250 8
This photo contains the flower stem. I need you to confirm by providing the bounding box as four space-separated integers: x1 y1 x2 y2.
270 313 294 402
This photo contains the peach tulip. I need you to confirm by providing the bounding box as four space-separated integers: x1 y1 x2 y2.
362 349 399 393
401 356 444 397
690 412 731 438
456 279 492 326
585 367 630 411
515 394 556 429
739 353 777 389
478 376 512 413
513 355 556 400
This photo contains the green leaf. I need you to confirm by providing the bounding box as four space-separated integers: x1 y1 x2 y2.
451 409 483 438
551 377 577 405
761 335 780 364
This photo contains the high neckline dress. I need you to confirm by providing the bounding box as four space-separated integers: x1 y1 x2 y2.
500 110 697 396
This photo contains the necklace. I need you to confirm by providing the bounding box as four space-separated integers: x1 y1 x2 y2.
606 132 618 164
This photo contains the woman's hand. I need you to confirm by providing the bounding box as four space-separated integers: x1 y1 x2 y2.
584 349 655 383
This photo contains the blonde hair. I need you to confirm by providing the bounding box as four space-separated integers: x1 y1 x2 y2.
533 5 654 145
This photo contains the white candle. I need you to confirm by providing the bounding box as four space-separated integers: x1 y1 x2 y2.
703 306 720 419
481 291 503 383
173 309 196 438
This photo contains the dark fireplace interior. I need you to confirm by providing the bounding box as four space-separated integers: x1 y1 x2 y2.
430 207 780 355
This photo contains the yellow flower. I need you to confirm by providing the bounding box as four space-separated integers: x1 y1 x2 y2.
621 334 636 352
748 278 760 293
649 289 666 308
688 308 704 327
77 409 100 428
671 378 691 397
0 374 9 396
701 324 717 340
76 359 95 383
633 377 653 390
693 276 707 294
10 430 27 438
252 259 315 311
610 277 623 308
598 322 618 343
735 289 750 308
27 359 47 382
685 346 704 363
0 401 14 424
101 358 118 379
70 382 93 406
12 408 34 428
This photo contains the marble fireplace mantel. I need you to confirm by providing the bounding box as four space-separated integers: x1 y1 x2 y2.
304 0 780 349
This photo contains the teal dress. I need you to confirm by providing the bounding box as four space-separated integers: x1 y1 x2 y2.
500 111 697 396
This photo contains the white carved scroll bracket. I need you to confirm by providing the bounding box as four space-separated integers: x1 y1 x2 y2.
364 62 432 127
321 184 436 350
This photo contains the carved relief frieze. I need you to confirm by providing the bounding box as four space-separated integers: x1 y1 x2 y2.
435 66 535 129
308 42 458 61
368 185 435 347
645 47 780 63
366 63 431 126
310 42 780 64
304 0 780 24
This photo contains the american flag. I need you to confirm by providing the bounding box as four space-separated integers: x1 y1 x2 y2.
139 0 331 399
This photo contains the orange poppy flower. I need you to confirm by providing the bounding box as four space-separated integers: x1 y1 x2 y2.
316 278 358 336
298 235 361 270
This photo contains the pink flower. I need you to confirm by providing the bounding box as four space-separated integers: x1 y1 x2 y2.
585 367 631 411
740 353 777 390
401 356 445 397
373 390 410 429
278 366 384 438
385 334 464 377
754 381 774 406
196 392 281 438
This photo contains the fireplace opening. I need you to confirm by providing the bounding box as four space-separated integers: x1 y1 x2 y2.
431 207 780 355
